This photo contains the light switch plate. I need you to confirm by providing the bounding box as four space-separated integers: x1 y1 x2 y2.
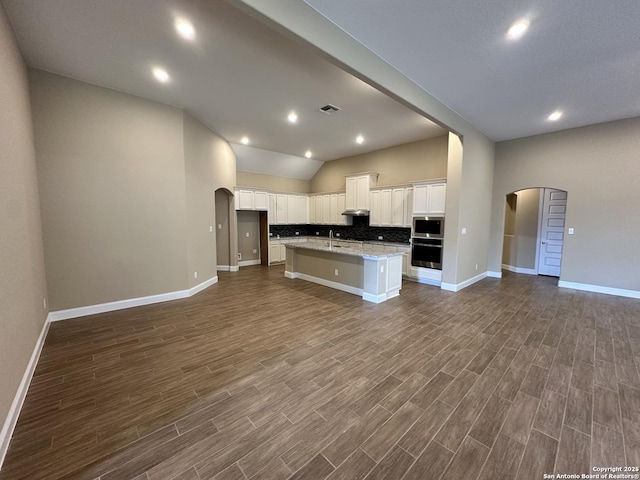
568 228 574 234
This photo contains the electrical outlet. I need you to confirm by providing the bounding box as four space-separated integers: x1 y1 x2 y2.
380 265 384 273
475 264 478 270
316 232 320 235
461 227 467 235
218 224 222 230
245 232 250 237
568 228 574 234
209 226 213 233
253 249 257 254
378 235 383 240
43 298 47 310
336 233 340 237
194 272 198 279
334 269 339 276
237 253 242 260
295 231 299 235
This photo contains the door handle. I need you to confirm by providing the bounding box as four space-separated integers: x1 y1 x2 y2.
541 241 546 244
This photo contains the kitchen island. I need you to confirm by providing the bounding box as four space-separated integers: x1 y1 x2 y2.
284 241 404 303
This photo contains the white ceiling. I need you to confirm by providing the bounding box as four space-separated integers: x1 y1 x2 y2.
303 0 640 141
2 0 446 171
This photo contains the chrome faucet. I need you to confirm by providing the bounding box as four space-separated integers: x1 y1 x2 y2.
329 229 333 249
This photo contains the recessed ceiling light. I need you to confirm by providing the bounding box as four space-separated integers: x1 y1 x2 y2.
175 18 195 40
356 135 364 145
507 19 530 40
547 110 563 121
152 67 170 83
305 150 312 158
241 136 249 145
287 112 298 124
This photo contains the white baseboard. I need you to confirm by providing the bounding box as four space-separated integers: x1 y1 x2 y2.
48 275 218 322
558 280 640 299
0 315 50 469
217 265 231 271
487 271 502 278
230 265 239 272
502 264 537 275
285 271 363 297
441 272 488 292
238 260 261 267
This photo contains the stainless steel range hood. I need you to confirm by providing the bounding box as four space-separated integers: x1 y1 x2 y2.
342 209 369 216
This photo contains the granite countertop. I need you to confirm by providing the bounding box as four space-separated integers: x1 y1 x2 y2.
285 241 405 259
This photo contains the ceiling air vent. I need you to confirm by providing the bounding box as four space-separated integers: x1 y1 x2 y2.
319 104 341 114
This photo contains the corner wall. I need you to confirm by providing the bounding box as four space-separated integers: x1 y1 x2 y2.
490 117 640 292
0 5 48 463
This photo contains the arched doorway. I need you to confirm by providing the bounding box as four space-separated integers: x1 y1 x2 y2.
502 187 568 278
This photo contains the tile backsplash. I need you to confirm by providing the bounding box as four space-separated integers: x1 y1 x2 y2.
270 216 410 244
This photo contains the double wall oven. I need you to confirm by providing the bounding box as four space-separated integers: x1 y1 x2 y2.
411 216 444 270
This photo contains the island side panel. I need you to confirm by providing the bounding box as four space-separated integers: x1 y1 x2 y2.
286 248 364 290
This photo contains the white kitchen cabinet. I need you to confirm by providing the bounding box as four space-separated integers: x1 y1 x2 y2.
276 194 287 224
337 193 347 225
345 173 377 211
254 191 268 210
268 193 276 223
329 194 338 224
412 181 447 215
296 195 308 224
314 194 323 224
322 195 331 224
235 189 268 211
379 189 392 226
269 241 281 263
404 188 413 227
235 189 254 210
370 190 380 226
287 195 297 224
391 188 405 227
308 195 316 224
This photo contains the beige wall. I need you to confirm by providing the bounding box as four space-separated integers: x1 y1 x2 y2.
237 171 310 193
490 117 640 291
237 211 260 263
183 112 236 287
310 136 448 192
0 6 48 455
31 70 189 309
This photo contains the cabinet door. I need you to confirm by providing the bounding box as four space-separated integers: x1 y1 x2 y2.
369 190 380 226
280 244 287 262
356 175 370 210
276 194 287 224
412 184 429 214
237 190 254 210
297 196 308 224
404 188 412 227
254 191 268 210
270 242 281 263
345 177 357 210
391 188 405 227
322 195 331 224
379 189 392 226
268 194 277 224
427 183 446 214
315 195 323 223
337 193 347 225
330 194 338 224
287 195 297 224
308 196 316 224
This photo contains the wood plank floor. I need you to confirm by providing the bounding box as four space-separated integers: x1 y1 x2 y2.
2 266 639 480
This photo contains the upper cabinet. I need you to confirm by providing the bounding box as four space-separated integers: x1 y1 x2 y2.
412 181 447 215
235 189 268 211
345 173 377 211
308 192 348 225
370 186 412 227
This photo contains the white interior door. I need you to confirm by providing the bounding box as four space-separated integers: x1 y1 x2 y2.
537 188 567 277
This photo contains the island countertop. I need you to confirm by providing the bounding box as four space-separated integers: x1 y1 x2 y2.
285 241 405 259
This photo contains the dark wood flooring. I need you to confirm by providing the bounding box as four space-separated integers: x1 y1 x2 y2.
1 266 639 479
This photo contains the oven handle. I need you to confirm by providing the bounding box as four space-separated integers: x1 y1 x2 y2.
412 244 443 248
